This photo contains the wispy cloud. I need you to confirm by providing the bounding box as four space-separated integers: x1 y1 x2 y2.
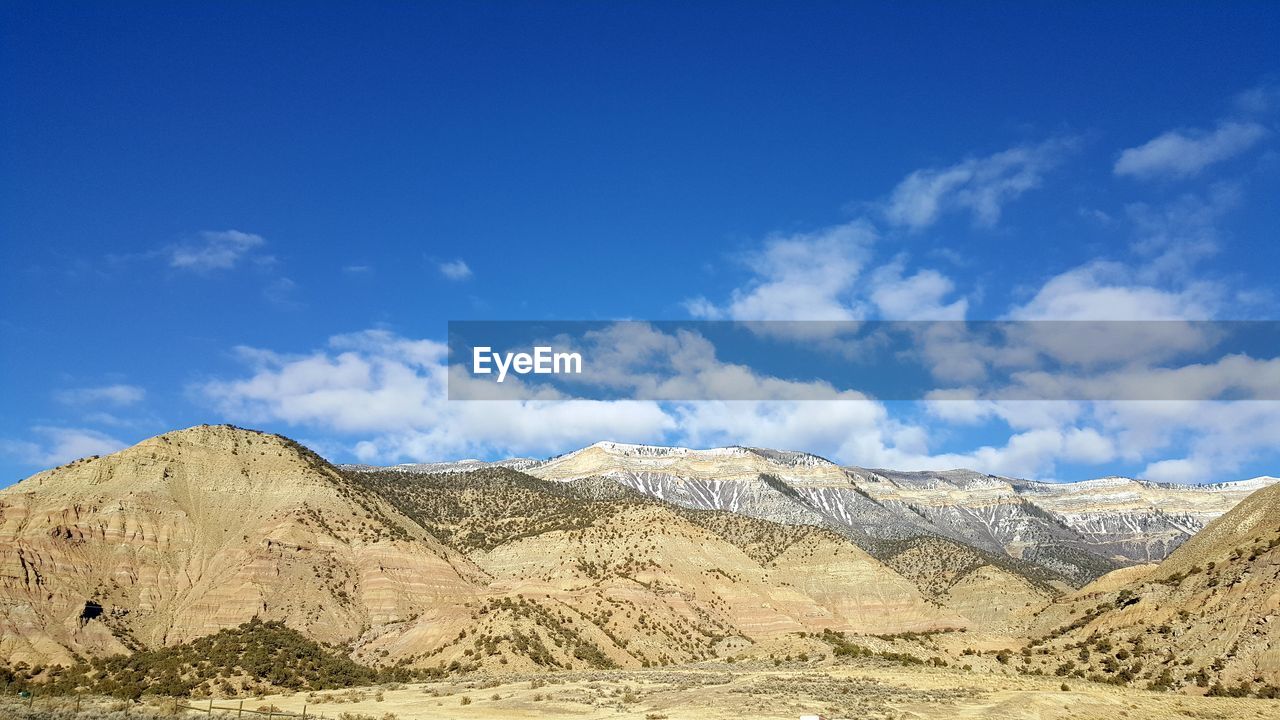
1233 82 1280 115
884 138 1076 230
1126 183 1238 279
263 277 303 309
438 259 473 281
1114 121 1267 180
55 384 146 407
168 230 270 271
0 426 126 468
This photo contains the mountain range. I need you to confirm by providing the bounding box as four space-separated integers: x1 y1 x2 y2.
2 425 1277 698
364 441 1276 588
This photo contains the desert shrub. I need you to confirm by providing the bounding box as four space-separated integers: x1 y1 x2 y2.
24 619 426 699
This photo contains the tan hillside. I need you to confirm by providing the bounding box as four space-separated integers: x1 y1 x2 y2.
347 467 968 673
938 565 1051 630
1 427 968 677
1025 482 1280 695
764 532 967 633
1073 564 1158 595
0 425 482 667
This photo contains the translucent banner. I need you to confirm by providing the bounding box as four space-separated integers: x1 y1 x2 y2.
446 320 1280 401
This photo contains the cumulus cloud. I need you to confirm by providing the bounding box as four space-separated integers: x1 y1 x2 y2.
185 115 1276 483
912 395 1280 482
199 329 672 463
1008 261 1219 321
685 221 875 326
670 399 1116 480
193 325 1280 482
1114 121 1267 180
1095 401 1280 483
538 322 880 402
0 426 127 468
884 138 1075 230
168 230 268 271
55 384 146 406
439 259 473 280
867 261 968 320
687 140 1081 329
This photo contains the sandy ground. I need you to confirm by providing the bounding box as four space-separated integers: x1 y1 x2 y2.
233 662 1280 720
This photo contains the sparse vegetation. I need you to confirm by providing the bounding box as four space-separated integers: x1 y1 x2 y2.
9 619 425 700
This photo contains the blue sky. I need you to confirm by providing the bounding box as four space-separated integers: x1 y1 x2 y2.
3 2 1280 485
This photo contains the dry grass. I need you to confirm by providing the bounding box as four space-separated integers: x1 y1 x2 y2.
216 663 1278 720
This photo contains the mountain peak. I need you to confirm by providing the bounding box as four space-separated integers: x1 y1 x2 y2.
147 424 312 454
5 424 338 500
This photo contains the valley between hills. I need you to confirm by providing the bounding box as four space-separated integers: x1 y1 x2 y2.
2 424 1279 719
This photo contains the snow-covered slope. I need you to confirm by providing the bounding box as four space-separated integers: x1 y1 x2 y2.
341 457 543 474
363 441 1278 587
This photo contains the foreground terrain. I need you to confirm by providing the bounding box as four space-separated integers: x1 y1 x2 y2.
8 664 1279 720
252 666 1280 720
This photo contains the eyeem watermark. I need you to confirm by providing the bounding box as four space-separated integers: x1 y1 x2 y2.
472 346 583 383
450 320 1280 401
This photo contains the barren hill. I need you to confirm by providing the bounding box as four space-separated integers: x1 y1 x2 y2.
1 426 967 676
345 466 965 672
0 425 482 666
1025 481 1280 694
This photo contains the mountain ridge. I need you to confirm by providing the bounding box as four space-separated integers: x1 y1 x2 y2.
4 424 1277 699
0 425 969 672
489 440 1276 585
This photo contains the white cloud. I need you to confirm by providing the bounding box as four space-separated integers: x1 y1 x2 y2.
55 384 146 407
1114 121 1267 180
671 400 1114 480
542 322 881 402
923 394 1087 430
1 426 127 469
185 115 1278 483
200 329 672 463
914 394 1280 483
1003 354 1280 402
867 262 968 320
1008 261 1219 321
168 230 268 271
1093 401 1280 483
686 221 875 327
672 400 898 461
884 138 1075 230
439 259 473 281
194 326 1280 483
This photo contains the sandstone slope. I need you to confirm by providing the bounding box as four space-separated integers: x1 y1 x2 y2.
1026 481 1280 694
1 427 969 673
0 425 481 666
346 466 966 672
